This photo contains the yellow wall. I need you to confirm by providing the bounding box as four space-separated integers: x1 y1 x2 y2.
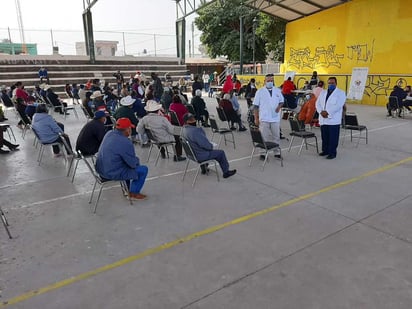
281 0 412 105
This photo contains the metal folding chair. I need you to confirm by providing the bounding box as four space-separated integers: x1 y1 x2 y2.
209 115 235 149
180 137 220 187
1 206 12 239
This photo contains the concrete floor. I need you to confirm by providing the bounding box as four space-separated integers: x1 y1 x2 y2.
1 96 412 309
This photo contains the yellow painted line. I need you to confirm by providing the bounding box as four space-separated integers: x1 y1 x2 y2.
2 156 412 308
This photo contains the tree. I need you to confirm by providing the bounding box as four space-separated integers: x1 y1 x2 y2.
195 0 286 63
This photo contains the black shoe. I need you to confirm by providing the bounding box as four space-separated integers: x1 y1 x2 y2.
280 135 286 140
274 154 282 159
326 155 336 159
202 123 211 128
319 152 328 156
9 144 19 151
230 126 236 130
200 163 209 175
173 155 186 162
238 127 247 132
223 169 237 179
259 155 266 160
0 148 10 154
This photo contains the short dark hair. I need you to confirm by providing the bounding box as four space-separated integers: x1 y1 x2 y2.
265 73 274 77
36 104 48 114
328 77 337 84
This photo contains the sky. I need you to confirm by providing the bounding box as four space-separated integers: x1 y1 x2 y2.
1 0 200 56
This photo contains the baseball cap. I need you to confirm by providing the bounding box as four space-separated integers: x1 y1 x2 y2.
116 117 135 129
183 113 196 124
93 110 106 120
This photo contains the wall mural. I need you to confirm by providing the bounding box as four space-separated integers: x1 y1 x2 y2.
288 41 375 71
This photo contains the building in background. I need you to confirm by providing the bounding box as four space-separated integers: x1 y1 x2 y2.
0 42 37 55
76 40 118 56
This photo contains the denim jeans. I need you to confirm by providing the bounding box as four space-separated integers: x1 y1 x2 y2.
129 165 148 194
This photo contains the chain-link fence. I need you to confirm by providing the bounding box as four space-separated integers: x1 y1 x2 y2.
0 28 177 57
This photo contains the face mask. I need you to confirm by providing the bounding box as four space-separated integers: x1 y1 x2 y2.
189 122 197 126
328 84 336 91
266 82 273 89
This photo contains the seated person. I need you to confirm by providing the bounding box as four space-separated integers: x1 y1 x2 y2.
76 111 107 156
403 85 412 112
137 100 186 161
113 96 139 141
32 104 73 156
298 93 318 126
0 126 19 154
130 91 146 118
281 77 297 110
82 91 94 118
90 91 107 112
160 87 173 112
169 95 189 126
219 93 247 131
387 85 407 117
0 85 14 107
95 118 149 201
15 98 31 128
38 67 49 83
190 89 210 127
45 85 69 115
182 113 236 178
312 81 324 98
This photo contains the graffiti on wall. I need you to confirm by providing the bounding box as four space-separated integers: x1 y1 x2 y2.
346 40 375 62
288 41 375 70
363 76 410 105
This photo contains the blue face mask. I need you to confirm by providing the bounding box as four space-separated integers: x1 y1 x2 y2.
328 84 336 91
266 82 274 89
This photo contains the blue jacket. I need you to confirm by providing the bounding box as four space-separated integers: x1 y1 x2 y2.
182 125 213 162
32 113 63 143
95 130 141 180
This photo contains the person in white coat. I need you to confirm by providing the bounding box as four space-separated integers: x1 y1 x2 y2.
315 76 346 159
253 73 284 158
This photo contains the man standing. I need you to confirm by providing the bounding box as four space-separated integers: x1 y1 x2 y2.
202 71 209 93
113 70 124 95
253 73 284 159
315 76 346 159
182 113 236 178
75 110 107 156
151 72 164 102
96 118 148 200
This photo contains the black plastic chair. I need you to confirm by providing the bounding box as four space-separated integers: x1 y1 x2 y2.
169 110 181 126
216 106 231 129
287 118 319 155
209 115 235 149
249 127 283 170
180 137 220 187
342 113 368 147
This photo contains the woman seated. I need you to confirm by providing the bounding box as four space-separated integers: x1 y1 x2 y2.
298 93 318 126
190 89 210 127
219 94 247 131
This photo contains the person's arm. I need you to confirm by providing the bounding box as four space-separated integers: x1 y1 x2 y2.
121 141 139 168
253 90 260 126
196 129 213 150
275 93 284 113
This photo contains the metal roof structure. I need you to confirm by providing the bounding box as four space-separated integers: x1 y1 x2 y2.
174 0 350 21
245 0 350 22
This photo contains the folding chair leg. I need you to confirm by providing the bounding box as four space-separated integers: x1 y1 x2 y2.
1 207 12 239
182 160 190 181
93 185 105 213
249 147 256 166
288 136 295 152
146 144 154 162
297 139 305 156
71 159 81 182
89 180 98 204
192 166 201 187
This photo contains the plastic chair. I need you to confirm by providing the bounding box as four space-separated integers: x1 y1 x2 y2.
145 128 176 165
209 115 235 149
79 151 132 213
249 127 283 170
180 137 220 187
169 110 181 126
287 118 319 155
342 113 368 147
216 106 232 129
